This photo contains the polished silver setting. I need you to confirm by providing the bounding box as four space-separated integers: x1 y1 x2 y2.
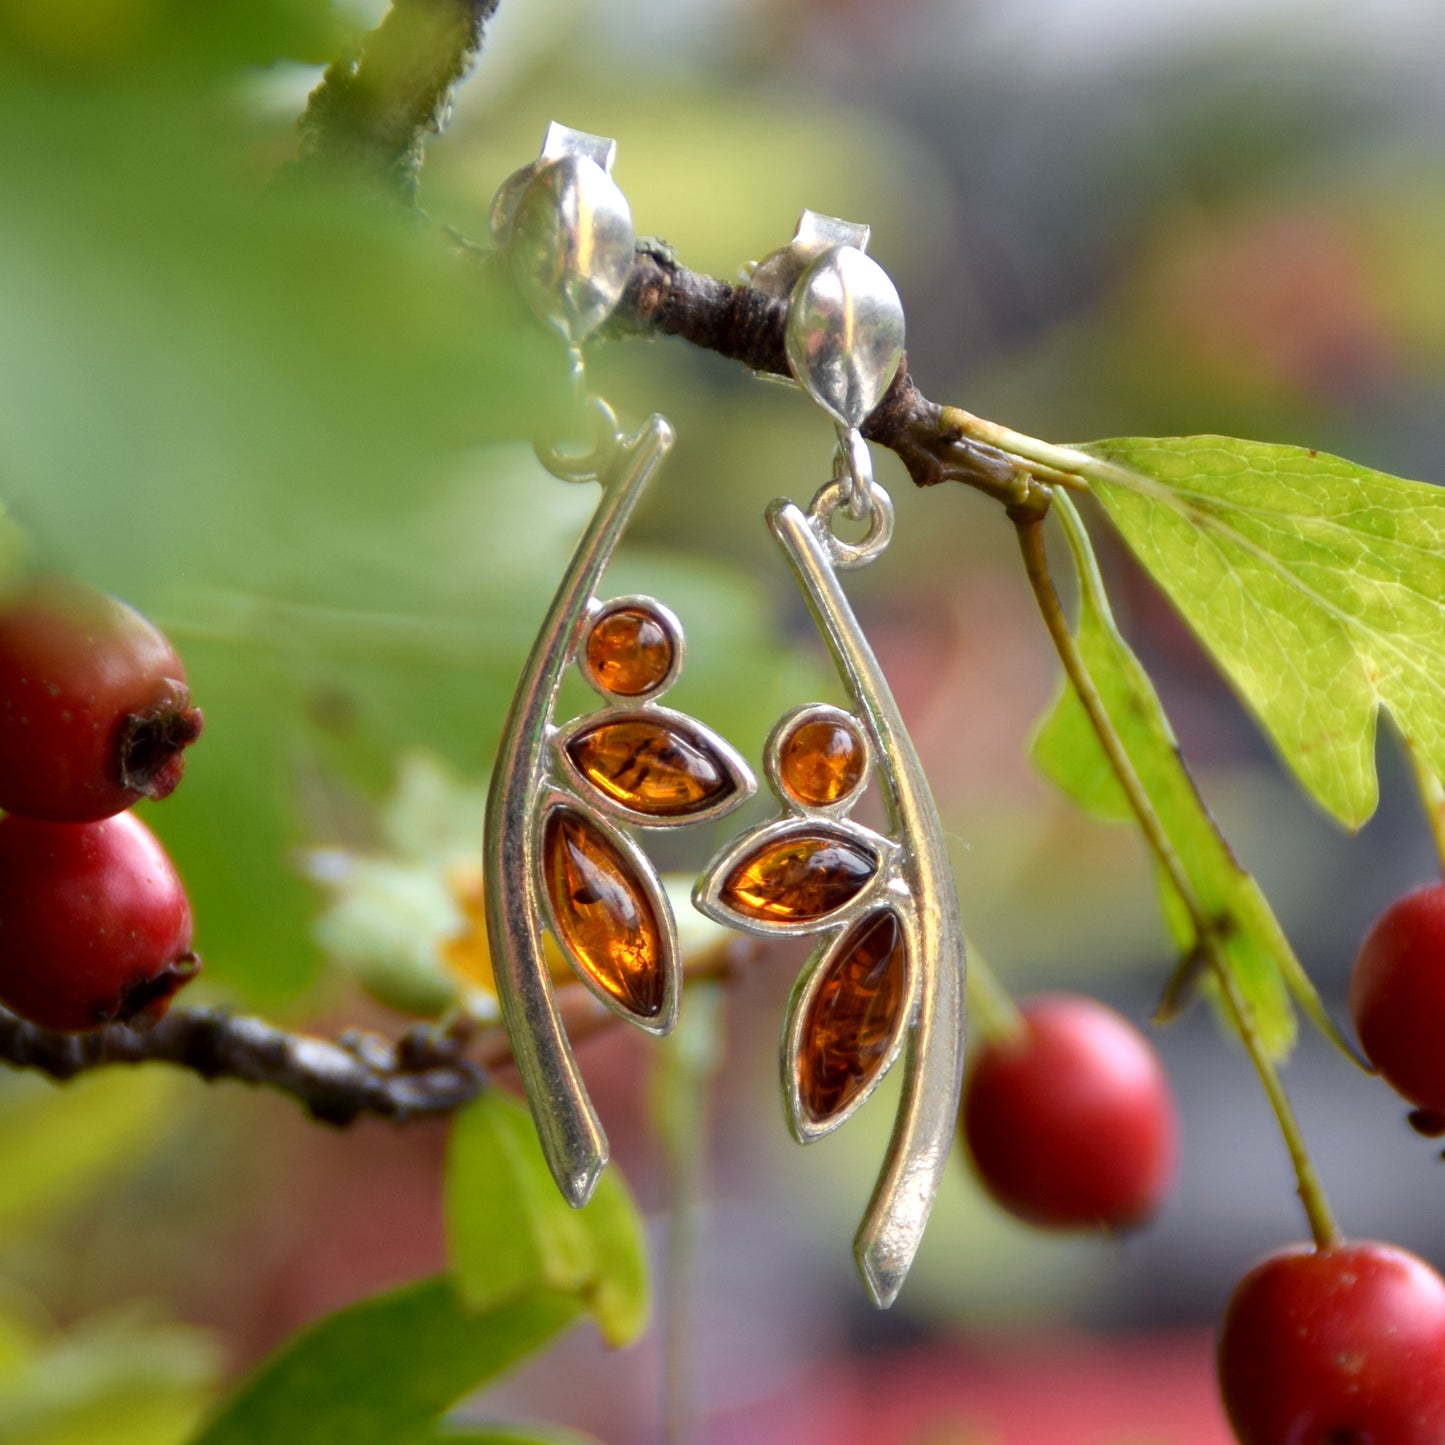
781 904 920 1146
763 702 873 817
575 593 686 699
704 204 963 1307
534 793 680 1038
485 405 756 1204
694 698 920 1148
761 485 966 1309
484 126 756 1207
693 485 965 1300
694 812 896 940
553 700 756 833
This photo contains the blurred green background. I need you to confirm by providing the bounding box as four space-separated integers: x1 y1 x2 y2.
2 0 1445 1441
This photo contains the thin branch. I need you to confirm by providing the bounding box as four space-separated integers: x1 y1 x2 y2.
0 938 759 1126
0 1004 485 1126
287 0 500 204
608 245 1062 508
962 935 1027 1046
1015 503 1342 1252
1399 728 1445 881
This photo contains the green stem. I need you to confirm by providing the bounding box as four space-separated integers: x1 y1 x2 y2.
965 937 1028 1045
1049 493 1366 1074
942 406 1099 480
1210 961 1343 1251
1401 733 1445 881
1015 504 1342 1252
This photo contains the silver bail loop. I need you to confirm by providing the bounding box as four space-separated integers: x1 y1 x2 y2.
834 423 874 522
767 211 905 535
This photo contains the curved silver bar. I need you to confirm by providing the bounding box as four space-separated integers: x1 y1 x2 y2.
766 497 967 1308
484 415 675 1206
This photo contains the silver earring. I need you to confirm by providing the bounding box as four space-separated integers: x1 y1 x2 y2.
484 125 755 1206
694 214 966 1308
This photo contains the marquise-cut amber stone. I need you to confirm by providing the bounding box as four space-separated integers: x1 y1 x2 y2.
798 911 907 1123
720 831 876 923
542 809 664 1018
585 607 673 696
779 717 866 806
566 718 735 818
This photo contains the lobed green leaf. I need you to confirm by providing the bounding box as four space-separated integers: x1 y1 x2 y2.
1077 435 1445 830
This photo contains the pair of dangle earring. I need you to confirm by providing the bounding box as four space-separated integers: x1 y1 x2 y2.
484 128 965 1308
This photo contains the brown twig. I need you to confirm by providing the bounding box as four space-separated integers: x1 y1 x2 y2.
0 1004 485 1126
0 937 759 1125
609 245 1045 507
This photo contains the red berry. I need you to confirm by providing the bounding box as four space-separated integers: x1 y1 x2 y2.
0 575 203 823
1350 883 1445 1112
0 811 199 1031
961 994 1178 1230
1218 1240 1445 1444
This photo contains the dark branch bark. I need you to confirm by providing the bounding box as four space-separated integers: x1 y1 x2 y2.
0 1005 485 1126
0 941 757 1124
609 245 1042 508
287 0 500 204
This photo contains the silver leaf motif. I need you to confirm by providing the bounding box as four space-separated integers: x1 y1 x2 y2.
509 154 635 346
785 246 905 430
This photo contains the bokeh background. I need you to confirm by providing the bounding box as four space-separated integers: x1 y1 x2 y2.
2 0 1445 1440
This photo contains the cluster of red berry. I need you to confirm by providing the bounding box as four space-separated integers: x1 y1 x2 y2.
0 577 202 1031
961 965 1445 1442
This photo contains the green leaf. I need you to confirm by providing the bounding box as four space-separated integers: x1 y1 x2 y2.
1032 493 1315 1057
190 1279 579 1445
445 1092 650 1349
1077 435 1445 831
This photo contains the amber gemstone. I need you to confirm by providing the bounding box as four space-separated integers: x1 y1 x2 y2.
779 717 867 806
797 911 907 1123
542 809 664 1018
585 607 673 697
566 717 734 818
720 830 877 923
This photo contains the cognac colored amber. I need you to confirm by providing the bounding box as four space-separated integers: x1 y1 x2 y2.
585 607 673 697
542 809 664 1018
720 830 876 923
798 911 907 1123
779 717 866 806
567 717 733 818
